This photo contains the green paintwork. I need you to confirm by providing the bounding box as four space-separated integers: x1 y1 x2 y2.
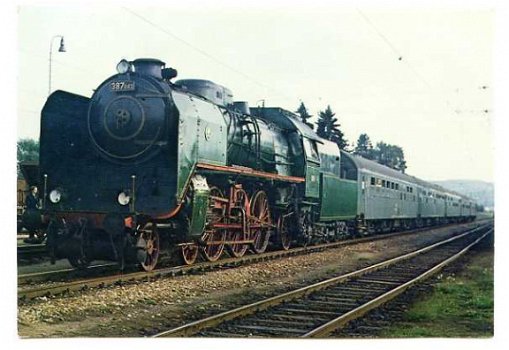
226 113 295 177
172 91 227 201
320 174 358 220
305 165 320 198
188 187 210 239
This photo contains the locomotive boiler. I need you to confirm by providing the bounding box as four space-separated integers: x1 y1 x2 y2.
41 58 317 270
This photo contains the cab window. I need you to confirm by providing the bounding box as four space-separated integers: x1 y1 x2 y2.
303 138 319 162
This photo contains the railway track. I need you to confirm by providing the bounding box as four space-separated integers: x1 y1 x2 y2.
152 222 492 338
17 244 47 260
17 221 485 300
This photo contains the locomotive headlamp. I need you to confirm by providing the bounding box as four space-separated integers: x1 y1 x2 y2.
117 191 131 206
116 59 131 74
49 189 62 204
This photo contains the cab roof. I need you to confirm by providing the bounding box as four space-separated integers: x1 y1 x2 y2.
250 107 323 143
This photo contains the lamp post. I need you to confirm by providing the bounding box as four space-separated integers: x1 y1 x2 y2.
48 35 66 96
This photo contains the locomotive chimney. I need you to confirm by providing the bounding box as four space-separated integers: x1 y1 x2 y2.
132 58 166 79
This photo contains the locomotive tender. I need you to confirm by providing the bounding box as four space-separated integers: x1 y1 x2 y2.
38 58 476 271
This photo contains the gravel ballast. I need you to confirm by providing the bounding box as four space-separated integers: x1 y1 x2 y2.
18 222 480 337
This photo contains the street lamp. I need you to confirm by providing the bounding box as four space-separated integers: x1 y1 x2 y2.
48 35 66 95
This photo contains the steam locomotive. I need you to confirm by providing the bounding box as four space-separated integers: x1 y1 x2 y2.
35 58 476 271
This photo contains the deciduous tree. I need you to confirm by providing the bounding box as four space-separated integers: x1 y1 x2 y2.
17 138 39 178
354 133 375 160
373 141 407 173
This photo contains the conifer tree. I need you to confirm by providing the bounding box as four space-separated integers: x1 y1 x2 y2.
316 105 348 149
295 102 314 129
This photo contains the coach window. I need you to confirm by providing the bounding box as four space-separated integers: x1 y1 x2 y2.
371 177 375 186
395 183 399 191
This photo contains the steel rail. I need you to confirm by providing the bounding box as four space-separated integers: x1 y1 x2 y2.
17 221 484 299
18 263 120 285
152 222 492 338
17 244 47 259
18 220 489 285
302 227 493 337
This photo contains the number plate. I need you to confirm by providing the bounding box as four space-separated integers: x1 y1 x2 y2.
110 81 135 92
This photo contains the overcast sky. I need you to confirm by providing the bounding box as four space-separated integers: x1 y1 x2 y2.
16 1 493 182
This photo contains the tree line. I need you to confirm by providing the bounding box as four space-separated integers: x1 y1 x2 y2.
296 102 407 173
17 138 39 178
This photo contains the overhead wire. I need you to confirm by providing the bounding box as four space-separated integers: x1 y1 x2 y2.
122 7 297 104
356 8 434 91
355 8 492 177
356 8 489 119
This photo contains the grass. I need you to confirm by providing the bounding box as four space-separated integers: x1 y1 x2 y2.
380 250 494 338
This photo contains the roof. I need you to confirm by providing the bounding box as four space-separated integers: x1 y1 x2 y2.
19 161 39 185
343 151 416 183
342 151 473 201
250 107 323 142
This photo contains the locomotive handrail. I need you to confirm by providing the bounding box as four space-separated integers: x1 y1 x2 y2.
196 163 305 183
134 94 168 98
